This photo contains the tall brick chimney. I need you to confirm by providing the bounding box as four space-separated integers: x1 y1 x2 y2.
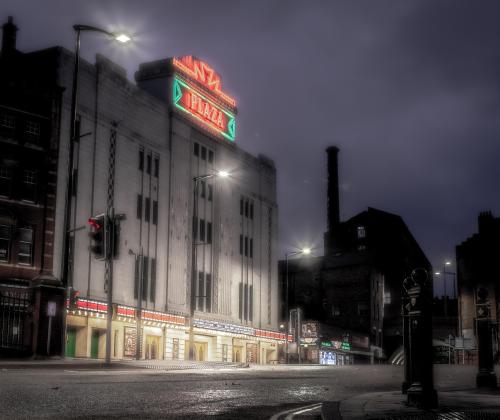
1 16 18 58
324 146 340 255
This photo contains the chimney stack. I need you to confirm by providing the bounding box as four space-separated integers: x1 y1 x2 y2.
1 16 18 58
325 146 340 255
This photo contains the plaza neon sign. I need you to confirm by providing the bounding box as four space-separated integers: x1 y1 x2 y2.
173 56 236 108
173 76 236 142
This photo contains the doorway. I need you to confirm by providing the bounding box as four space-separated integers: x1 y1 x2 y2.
66 328 76 357
145 335 160 360
90 329 102 359
233 345 243 362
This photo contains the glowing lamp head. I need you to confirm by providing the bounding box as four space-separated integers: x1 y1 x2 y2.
114 33 131 43
302 248 312 255
217 170 230 178
445 261 451 266
435 272 441 276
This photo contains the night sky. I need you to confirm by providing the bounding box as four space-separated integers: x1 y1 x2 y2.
4 1 500 294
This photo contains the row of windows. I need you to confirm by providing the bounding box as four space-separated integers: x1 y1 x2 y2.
196 271 212 313
238 283 253 321
136 195 158 225
133 255 157 302
193 142 214 163
239 235 254 258
0 166 38 202
240 197 254 220
0 224 34 265
193 217 212 244
330 302 369 318
138 150 159 177
0 113 42 144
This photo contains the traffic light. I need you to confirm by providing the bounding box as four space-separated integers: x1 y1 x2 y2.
69 287 79 310
88 214 107 260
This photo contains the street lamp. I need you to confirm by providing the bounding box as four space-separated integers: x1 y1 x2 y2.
188 169 231 361
60 24 131 361
284 247 313 364
435 261 456 318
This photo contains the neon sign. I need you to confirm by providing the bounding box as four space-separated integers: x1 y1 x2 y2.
173 56 236 108
173 76 236 141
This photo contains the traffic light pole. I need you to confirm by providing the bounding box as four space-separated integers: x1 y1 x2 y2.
105 212 114 364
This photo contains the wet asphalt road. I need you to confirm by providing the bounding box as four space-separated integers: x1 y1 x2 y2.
0 365 484 419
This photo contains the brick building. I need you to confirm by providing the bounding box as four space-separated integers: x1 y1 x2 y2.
279 146 431 364
1 17 285 362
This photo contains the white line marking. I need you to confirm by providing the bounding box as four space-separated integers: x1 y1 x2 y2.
269 403 322 420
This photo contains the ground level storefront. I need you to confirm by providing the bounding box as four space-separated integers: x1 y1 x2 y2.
66 299 285 364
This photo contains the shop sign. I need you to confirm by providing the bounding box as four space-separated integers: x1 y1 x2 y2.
341 342 351 351
142 309 185 325
173 76 236 142
194 318 254 336
74 298 108 314
124 327 136 358
301 321 318 339
172 56 236 108
321 341 333 347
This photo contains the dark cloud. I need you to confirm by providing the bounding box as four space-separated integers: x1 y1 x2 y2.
3 0 500 293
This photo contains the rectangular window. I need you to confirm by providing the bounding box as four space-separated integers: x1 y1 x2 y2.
152 200 158 225
142 256 149 300
0 224 11 262
245 201 249 217
150 258 156 302
22 169 37 202
208 150 214 164
198 271 204 311
0 113 15 129
249 238 253 258
205 273 212 312
206 222 212 244
244 236 248 257
238 283 243 319
17 227 33 265
145 197 150 222
239 235 243 255
194 142 199 156
154 157 159 178
249 202 254 220
240 197 244 215
0 166 12 197
134 256 139 298
249 285 253 321
357 226 366 239
208 184 213 202
25 120 40 143
199 219 205 241
200 181 206 198
193 216 198 240
137 194 143 219
201 146 207 160
139 149 144 171
244 284 248 321
146 154 152 175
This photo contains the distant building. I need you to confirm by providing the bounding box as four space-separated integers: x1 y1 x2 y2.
456 211 500 361
0 17 284 362
279 147 432 364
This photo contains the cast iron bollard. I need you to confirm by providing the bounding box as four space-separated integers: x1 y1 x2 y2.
403 268 438 408
475 287 497 388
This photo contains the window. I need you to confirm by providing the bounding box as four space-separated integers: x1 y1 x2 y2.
194 143 199 156
139 150 144 171
154 157 159 177
205 273 212 312
152 201 158 225
200 181 206 198
239 235 243 255
244 236 248 257
357 303 369 317
208 150 214 164
249 285 253 321
249 202 254 220
146 154 152 175
238 283 243 319
245 201 249 217
201 146 207 160
0 113 15 129
206 222 212 244
17 227 33 265
357 226 366 239
244 284 248 321
136 194 143 219
25 120 40 143
240 197 244 215
249 238 253 258
193 216 198 240
134 256 140 298
144 197 150 222
208 184 213 202
198 271 204 310
142 256 149 300
332 304 340 317
150 258 156 302
22 169 37 202
357 244 367 251
0 225 11 262
199 219 205 241
0 166 12 197
384 291 391 304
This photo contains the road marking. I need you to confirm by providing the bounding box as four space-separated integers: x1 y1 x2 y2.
269 403 322 420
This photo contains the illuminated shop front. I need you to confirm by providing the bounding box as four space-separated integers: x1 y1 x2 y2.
66 298 287 363
319 340 353 365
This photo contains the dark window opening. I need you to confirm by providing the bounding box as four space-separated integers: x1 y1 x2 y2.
238 283 243 319
200 181 206 198
198 271 204 311
199 219 205 241
206 274 212 312
152 200 158 225
150 258 156 302
145 197 150 222
249 238 253 258
239 235 243 255
208 184 213 202
207 222 212 244
244 236 248 257
17 227 33 265
194 142 199 156
154 157 159 177
146 154 152 175
201 146 207 160
142 256 149 300
139 150 144 171
245 201 249 217
193 216 198 240
0 224 11 262
208 150 214 164
249 202 254 220
137 194 143 219
0 166 13 197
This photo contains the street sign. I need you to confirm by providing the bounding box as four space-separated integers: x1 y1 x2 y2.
47 301 56 317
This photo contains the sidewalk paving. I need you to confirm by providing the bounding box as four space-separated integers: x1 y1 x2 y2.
0 357 249 371
323 388 500 419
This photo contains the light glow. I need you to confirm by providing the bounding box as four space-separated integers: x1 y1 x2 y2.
302 248 312 255
114 33 131 43
217 170 230 178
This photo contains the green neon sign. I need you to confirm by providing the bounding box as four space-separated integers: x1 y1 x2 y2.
173 76 236 142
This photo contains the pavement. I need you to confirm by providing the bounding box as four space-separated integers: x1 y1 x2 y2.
0 357 249 371
323 387 500 419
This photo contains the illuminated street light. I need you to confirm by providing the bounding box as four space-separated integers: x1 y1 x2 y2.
61 23 133 365
188 169 231 361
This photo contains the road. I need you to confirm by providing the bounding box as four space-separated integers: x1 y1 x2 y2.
0 364 489 419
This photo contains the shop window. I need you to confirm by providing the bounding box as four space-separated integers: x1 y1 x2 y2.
172 338 179 360
17 227 34 265
0 224 11 262
221 344 228 362
0 166 12 197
